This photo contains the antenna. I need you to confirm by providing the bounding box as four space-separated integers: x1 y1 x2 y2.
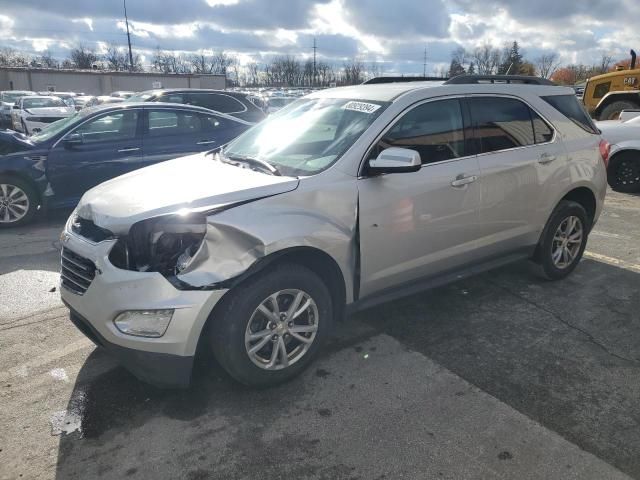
312 37 317 86
423 46 427 77
124 0 134 71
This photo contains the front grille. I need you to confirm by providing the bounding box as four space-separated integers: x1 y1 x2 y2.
60 247 97 295
71 217 114 243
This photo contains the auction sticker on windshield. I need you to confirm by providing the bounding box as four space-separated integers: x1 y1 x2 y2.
343 101 381 114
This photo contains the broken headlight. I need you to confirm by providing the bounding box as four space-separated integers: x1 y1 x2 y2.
111 212 207 277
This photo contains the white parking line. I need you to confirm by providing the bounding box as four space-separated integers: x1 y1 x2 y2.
584 251 640 273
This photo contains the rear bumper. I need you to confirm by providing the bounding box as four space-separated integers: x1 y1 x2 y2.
68 305 194 388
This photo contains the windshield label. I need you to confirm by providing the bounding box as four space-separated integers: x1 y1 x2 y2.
343 101 381 114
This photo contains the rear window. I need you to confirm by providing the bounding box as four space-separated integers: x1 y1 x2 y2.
188 93 246 114
542 95 598 134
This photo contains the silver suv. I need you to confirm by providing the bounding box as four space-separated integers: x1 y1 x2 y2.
60 79 608 388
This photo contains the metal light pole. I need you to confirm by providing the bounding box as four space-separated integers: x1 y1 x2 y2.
124 0 134 71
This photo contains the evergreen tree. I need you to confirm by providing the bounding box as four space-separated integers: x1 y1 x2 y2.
499 41 524 75
448 59 466 78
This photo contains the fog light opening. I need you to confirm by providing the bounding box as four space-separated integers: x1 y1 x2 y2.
113 309 174 338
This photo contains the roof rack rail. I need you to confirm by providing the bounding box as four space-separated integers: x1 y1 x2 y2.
444 75 555 86
362 76 446 85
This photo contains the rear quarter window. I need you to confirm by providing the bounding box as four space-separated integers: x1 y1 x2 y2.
188 93 246 114
542 95 598 134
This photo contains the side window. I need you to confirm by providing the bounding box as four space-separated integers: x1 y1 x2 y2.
468 97 535 153
593 82 611 99
188 93 246 114
542 94 599 134
531 110 554 144
198 113 231 131
73 111 139 143
157 93 185 104
371 99 465 164
147 110 203 137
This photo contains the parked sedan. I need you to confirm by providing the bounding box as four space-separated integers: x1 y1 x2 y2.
0 103 251 226
597 114 640 192
1 90 35 125
11 96 75 135
127 89 266 123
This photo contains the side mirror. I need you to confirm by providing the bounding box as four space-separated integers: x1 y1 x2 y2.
368 147 422 174
62 133 83 148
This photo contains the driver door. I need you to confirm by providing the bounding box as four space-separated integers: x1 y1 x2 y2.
46 109 143 205
358 98 482 298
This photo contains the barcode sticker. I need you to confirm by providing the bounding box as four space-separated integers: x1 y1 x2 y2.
343 101 381 114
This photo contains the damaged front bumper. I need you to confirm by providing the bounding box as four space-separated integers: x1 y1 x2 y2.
60 232 228 388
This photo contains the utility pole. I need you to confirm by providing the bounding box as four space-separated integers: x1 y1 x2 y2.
312 37 317 87
124 0 134 71
423 46 427 77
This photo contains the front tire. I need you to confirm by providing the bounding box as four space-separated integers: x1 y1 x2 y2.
0 176 38 227
608 151 640 193
598 100 638 121
536 200 590 280
210 264 333 387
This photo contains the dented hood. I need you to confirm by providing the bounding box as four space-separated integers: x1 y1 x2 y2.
76 152 299 234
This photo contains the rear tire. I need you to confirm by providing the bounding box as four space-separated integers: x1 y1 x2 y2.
0 175 38 228
598 100 638 121
210 263 333 387
608 151 640 193
535 200 590 280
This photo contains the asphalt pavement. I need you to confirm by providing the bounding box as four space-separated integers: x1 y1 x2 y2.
0 191 639 480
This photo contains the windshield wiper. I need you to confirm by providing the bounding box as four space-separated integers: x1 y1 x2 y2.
216 152 281 176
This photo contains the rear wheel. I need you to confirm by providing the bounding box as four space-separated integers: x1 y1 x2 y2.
598 100 639 121
536 200 590 280
210 264 333 387
0 176 38 227
608 151 640 193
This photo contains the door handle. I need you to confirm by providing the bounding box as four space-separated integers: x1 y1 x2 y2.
538 153 557 164
451 174 478 188
196 140 217 145
118 147 140 153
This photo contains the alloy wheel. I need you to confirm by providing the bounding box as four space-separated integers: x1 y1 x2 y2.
245 289 319 370
0 183 30 224
551 215 583 269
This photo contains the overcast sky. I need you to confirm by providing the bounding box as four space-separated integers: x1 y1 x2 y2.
0 0 637 74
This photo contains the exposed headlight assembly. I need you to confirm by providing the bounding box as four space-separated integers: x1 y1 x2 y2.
110 212 207 277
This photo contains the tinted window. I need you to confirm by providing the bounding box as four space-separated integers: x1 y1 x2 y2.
593 82 611 99
188 93 246 114
469 97 536 153
542 94 598 134
157 93 186 104
23 97 66 109
73 111 139 143
198 113 231 130
372 99 465 164
531 111 554 144
148 110 204 137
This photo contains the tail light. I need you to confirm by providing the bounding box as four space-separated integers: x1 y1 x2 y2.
599 139 610 168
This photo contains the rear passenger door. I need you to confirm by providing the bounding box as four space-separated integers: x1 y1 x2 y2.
466 96 563 254
142 108 241 165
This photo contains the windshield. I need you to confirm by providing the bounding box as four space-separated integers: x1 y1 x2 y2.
2 92 32 103
23 97 66 109
224 98 389 176
126 91 156 102
30 112 83 143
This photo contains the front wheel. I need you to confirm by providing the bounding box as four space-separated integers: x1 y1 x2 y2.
598 100 638 121
536 200 590 280
210 264 333 387
0 176 38 227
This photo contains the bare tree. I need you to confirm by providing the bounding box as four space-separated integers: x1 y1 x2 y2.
36 50 59 69
0 47 30 67
596 53 614 74
247 62 260 86
69 44 99 69
341 58 364 85
451 47 469 71
152 48 190 73
472 44 501 75
535 52 561 79
105 43 128 71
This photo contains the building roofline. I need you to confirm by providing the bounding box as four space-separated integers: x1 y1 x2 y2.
0 66 225 78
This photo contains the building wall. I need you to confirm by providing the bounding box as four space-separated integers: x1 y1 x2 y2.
0 69 226 95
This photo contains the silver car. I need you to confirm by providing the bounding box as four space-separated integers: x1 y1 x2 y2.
60 80 608 388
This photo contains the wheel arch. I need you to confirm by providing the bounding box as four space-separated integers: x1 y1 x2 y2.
595 92 640 118
560 186 597 225
0 170 42 204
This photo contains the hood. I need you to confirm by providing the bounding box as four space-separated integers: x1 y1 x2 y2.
76 152 299 234
24 107 73 116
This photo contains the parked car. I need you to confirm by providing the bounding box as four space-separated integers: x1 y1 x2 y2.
1 91 35 125
266 96 297 114
95 96 125 105
597 113 640 192
0 103 251 226
59 79 607 389
72 96 98 111
127 88 267 123
111 91 135 99
11 96 75 135
38 91 78 107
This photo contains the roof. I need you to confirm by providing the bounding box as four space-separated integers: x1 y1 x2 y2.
307 82 574 102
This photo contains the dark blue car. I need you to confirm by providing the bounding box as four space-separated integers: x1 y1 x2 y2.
0 102 251 227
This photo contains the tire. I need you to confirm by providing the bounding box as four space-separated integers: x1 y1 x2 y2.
210 263 333 387
536 200 590 280
598 100 639 121
0 175 39 228
608 151 640 193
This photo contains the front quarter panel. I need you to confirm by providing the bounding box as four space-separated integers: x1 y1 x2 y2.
177 170 359 303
